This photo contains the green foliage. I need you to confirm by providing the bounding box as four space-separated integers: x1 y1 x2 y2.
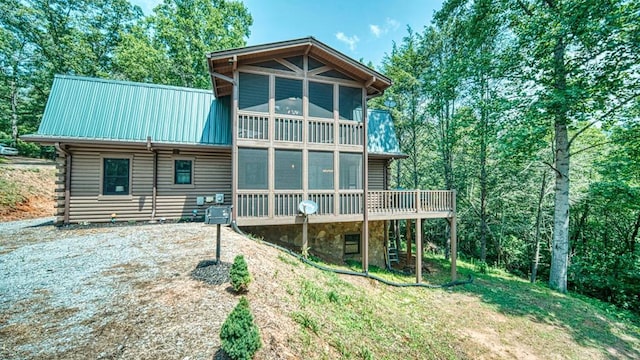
220 297 261 360
112 0 252 89
291 311 319 334
0 178 26 207
230 255 251 293
476 261 488 274
15 140 40 158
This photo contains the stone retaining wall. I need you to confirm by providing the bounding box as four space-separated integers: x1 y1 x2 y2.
242 220 387 268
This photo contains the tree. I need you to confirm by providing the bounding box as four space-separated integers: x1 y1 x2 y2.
220 297 261 360
113 0 252 89
506 0 640 292
230 255 251 293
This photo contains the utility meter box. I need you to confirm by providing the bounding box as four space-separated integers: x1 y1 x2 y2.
215 193 225 204
205 205 232 225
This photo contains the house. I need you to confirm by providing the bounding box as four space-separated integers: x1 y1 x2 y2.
24 37 457 281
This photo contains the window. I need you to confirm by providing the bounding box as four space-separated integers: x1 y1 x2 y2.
238 148 268 189
239 73 269 112
344 233 361 255
275 150 302 190
103 158 130 195
339 85 363 120
309 81 334 119
275 77 302 115
174 159 193 185
308 151 334 190
339 153 362 189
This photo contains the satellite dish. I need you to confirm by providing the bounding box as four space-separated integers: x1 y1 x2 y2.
298 200 318 216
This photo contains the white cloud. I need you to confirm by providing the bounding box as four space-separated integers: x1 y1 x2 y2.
368 18 400 39
335 32 360 51
370 24 382 38
386 18 400 31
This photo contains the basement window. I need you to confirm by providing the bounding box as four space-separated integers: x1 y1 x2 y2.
344 233 361 255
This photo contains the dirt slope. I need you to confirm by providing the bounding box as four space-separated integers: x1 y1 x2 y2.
0 157 56 222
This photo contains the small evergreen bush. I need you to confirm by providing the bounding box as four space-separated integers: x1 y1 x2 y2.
220 297 261 360
230 255 251 292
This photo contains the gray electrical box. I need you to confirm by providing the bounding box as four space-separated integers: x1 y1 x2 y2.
205 205 232 225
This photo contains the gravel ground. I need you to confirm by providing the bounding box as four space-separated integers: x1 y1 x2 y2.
0 219 303 359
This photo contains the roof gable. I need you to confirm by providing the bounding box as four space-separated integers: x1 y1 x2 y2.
207 37 392 98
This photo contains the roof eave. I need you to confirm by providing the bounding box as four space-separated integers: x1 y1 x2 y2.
21 135 232 150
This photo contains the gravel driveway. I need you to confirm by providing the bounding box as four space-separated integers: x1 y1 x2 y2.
0 219 300 359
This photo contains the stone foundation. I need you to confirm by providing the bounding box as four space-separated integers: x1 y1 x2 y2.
242 220 386 268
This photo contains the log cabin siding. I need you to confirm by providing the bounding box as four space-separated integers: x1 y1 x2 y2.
368 159 386 190
155 150 232 219
62 146 231 223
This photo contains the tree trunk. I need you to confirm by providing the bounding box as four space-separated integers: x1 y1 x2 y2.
531 170 548 283
11 77 19 147
549 36 570 293
479 76 488 262
629 211 640 254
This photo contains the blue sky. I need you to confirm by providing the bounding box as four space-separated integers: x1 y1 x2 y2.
130 0 444 69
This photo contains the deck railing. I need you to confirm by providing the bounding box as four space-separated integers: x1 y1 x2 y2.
236 190 454 221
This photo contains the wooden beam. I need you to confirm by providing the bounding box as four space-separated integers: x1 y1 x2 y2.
209 71 236 85
365 76 376 88
362 87 369 274
232 55 237 71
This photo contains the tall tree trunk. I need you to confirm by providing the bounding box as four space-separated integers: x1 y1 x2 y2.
11 77 19 147
549 36 570 293
479 76 488 262
629 211 640 254
531 170 548 283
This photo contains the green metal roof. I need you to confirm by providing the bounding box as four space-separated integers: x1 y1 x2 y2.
355 109 404 157
36 75 231 146
33 75 403 156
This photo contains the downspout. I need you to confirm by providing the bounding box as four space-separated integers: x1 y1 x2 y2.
54 142 71 225
147 136 158 222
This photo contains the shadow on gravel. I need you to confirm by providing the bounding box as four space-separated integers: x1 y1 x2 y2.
190 260 231 285
27 219 54 228
213 348 230 359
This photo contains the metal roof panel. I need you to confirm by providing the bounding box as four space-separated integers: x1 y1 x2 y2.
38 75 231 146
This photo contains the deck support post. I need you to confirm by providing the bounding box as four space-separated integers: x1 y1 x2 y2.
450 190 457 280
362 88 369 274
416 217 422 283
302 215 308 258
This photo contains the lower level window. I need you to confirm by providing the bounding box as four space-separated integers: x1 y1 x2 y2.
103 158 130 195
344 233 361 255
174 159 193 185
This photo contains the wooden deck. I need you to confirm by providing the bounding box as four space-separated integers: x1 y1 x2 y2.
235 190 455 226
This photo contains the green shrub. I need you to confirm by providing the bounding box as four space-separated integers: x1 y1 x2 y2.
476 261 488 274
220 297 261 360
230 255 251 293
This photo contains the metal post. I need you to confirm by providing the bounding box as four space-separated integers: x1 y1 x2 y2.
302 215 308 258
216 224 221 264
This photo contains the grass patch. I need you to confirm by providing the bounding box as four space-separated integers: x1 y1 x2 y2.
285 253 640 359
